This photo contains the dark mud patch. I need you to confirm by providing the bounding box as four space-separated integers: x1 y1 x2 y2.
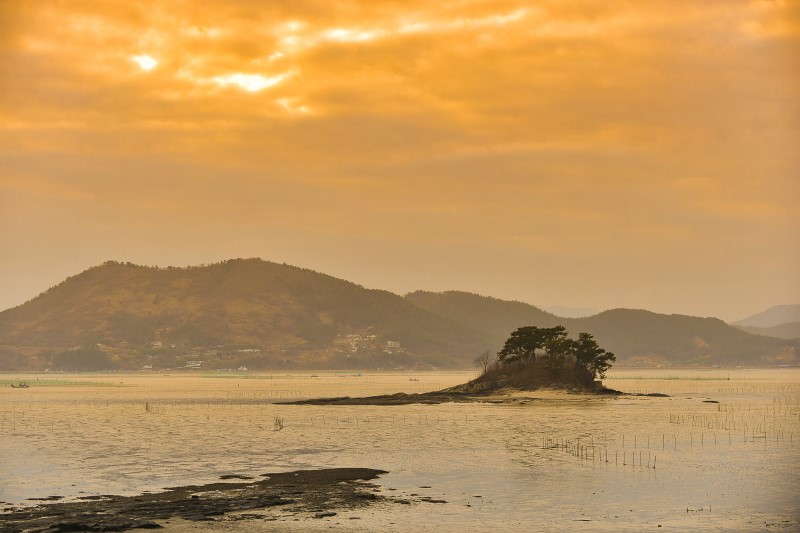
419 497 448 504
219 474 254 480
0 468 388 532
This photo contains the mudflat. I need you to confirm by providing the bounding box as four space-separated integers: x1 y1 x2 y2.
0 468 387 532
2 370 798 531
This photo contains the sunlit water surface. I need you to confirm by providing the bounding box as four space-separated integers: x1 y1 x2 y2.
1 369 799 531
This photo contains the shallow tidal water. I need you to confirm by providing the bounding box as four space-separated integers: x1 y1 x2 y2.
1 369 799 531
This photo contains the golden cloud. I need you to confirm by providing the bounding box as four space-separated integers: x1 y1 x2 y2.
0 0 798 316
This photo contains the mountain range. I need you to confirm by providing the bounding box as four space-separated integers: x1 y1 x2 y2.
731 304 800 340
0 259 796 370
734 304 800 328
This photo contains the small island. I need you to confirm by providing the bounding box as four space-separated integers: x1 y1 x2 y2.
285 326 620 405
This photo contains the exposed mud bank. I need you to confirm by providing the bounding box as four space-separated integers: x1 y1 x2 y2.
0 468 390 532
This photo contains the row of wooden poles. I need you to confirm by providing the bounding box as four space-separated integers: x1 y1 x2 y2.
669 414 794 444
667 412 797 430
542 436 657 469
714 399 800 415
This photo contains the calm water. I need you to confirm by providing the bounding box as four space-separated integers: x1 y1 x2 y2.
1 369 799 531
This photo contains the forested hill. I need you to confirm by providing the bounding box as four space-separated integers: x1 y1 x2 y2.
404 291 563 348
0 260 488 369
0 260 796 370
570 309 795 364
406 292 798 366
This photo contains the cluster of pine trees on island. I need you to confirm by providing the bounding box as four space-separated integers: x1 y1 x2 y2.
476 326 616 390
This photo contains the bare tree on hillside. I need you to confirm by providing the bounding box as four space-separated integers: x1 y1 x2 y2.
474 350 493 373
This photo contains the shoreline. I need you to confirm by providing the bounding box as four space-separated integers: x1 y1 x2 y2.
0 468 394 532
278 386 637 406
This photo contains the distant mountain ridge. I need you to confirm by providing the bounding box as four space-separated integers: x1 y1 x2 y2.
733 323 800 341
408 292 797 366
0 259 796 370
734 304 800 328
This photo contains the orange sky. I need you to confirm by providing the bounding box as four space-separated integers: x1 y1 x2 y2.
1 0 798 320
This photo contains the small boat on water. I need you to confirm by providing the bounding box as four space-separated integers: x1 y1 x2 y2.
10 381 30 388
409 378 419 382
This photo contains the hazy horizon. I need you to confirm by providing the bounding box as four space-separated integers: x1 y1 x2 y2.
2 1 798 322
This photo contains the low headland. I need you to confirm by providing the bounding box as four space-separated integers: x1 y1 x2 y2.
283 361 621 406
285 326 631 405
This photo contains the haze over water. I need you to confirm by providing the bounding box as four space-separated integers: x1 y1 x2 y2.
2 370 798 531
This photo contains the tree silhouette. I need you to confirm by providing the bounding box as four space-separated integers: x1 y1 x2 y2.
573 332 616 378
498 326 615 379
52 347 116 371
474 350 493 373
497 325 567 364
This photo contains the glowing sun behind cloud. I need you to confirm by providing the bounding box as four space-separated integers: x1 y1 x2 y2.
131 54 157 71
212 72 290 92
